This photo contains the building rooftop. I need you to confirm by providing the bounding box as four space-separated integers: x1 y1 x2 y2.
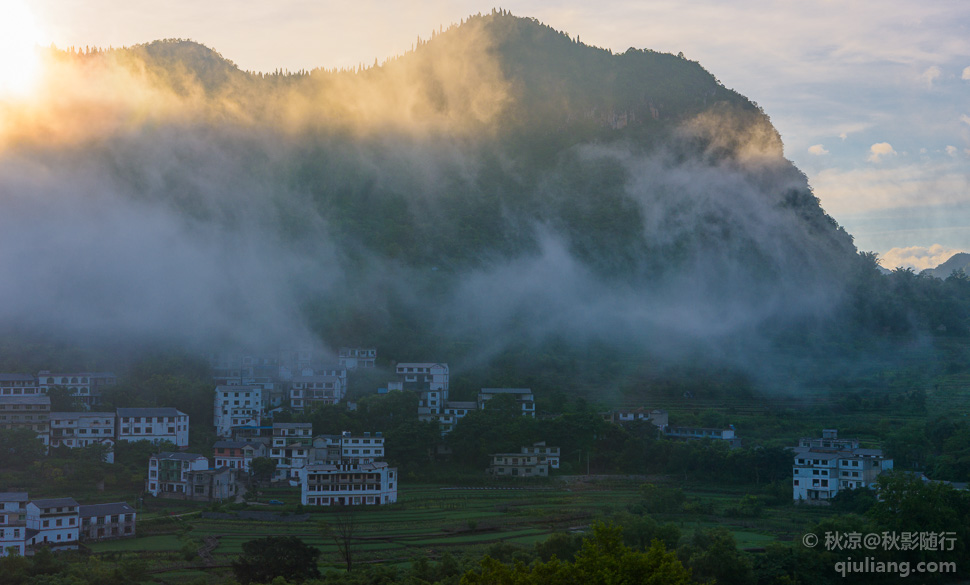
0 395 50 405
153 452 206 462
50 411 115 420
117 407 185 418
480 388 533 395
213 440 262 449
0 374 36 382
0 492 29 502
30 497 79 508
78 502 135 517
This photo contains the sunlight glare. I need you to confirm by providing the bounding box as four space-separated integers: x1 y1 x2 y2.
0 0 45 98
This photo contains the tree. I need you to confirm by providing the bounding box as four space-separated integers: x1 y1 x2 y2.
250 457 277 488
463 523 694 585
0 428 45 470
320 506 358 572
46 386 84 412
231 536 321 585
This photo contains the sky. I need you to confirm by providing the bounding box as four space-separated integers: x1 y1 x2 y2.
22 0 970 270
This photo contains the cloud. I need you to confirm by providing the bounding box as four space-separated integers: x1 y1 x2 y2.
812 162 970 215
867 142 896 163
879 244 964 271
963 66 970 80
946 145 958 156
808 144 829 155
919 65 941 88
961 114 970 126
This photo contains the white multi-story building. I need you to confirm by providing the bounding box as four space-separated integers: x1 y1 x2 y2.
213 385 262 438
0 374 39 397
299 431 396 506
478 388 536 417
49 412 116 461
0 492 28 556
300 460 397 507
78 502 136 542
36 371 116 408
0 395 51 448
26 498 79 551
272 423 313 481
290 376 344 412
338 347 376 369
793 429 894 501
116 407 189 447
146 452 209 497
397 363 449 392
313 431 385 460
487 443 560 478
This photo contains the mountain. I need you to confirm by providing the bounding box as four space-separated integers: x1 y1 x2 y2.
6 11 963 397
924 253 970 279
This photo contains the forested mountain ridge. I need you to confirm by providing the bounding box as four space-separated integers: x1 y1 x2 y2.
2 12 966 398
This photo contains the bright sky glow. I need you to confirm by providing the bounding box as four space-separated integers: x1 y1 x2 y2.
22 1 970 269
0 0 45 98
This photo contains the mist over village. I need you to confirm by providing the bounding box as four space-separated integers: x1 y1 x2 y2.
0 4 969 585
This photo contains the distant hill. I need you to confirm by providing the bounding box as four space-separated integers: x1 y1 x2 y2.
924 253 970 278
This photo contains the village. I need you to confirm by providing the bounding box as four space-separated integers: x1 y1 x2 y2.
0 346 909 559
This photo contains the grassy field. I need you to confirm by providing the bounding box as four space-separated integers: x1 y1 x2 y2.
84 477 838 583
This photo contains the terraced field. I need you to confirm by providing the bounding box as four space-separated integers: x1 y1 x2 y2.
85 479 832 582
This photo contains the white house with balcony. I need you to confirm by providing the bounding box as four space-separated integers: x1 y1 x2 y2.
213 385 262 438
0 492 28 556
116 407 189 447
49 411 116 461
290 375 344 412
0 374 39 397
272 422 313 481
299 431 396 506
78 502 136 542
792 429 894 501
146 452 209 497
37 371 116 408
338 347 376 369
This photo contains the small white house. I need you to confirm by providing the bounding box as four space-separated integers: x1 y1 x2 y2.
26 498 79 551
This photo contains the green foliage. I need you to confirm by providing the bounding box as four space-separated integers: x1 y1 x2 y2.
462 522 694 585
679 527 751 585
0 428 46 470
231 536 321 585
250 456 277 487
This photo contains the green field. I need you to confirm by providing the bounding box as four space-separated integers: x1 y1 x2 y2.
83 478 834 583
